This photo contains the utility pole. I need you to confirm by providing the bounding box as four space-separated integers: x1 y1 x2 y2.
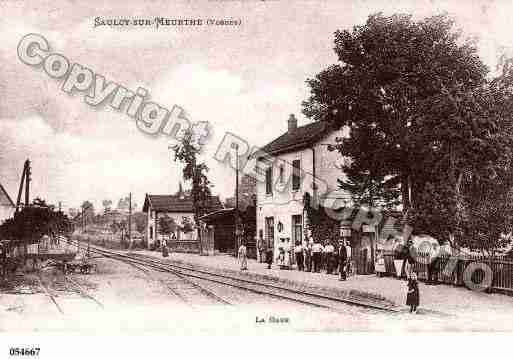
128 192 132 249
25 160 31 207
192 156 204 256
233 143 241 256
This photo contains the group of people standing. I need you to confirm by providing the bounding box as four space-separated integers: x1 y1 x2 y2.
254 239 352 281
291 239 352 280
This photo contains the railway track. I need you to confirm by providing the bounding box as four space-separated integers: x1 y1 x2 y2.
128 252 396 312
70 240 399 313
37 274 64 314
38 272 105 314
65 275 104 309
76 243 232 306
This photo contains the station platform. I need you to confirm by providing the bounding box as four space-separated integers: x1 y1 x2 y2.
127 249 513 317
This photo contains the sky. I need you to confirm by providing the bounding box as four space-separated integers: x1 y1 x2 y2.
1 0 512 213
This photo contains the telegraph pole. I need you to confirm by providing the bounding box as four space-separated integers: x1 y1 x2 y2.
128 192 132 249
25 160 31 207
233 143 241 256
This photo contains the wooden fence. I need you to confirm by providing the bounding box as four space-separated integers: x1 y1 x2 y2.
383 252 513 293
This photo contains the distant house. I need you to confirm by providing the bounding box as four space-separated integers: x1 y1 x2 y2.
0 183 15 224
103 209 129 225
143 188 223 253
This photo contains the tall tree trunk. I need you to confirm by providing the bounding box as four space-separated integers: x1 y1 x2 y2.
368 192 375 272
401 174 410 212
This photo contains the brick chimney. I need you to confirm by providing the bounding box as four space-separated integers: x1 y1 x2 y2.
288 114 297 133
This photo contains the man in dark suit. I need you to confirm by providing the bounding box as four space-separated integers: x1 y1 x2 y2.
338 241 348 281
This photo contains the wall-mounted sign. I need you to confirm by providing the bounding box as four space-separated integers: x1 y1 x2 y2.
362 225 376 233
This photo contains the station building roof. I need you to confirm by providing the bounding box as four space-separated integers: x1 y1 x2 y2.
143 194 223 214
0 183 14 208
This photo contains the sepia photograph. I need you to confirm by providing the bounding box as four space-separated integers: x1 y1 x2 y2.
2 0 513 356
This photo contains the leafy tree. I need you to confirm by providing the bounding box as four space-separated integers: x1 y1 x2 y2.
172 129 213 253
302 12 513 253
303 13 487 211
407 82 513 244
461 170 513 257
132 212 148 234
110 221 120 234
117 197 137 212
0 198 72 260
158 215 177 240
102 199 112 214
303 193 341 245
407 179 463 245
68 208 79 218
181 217 193 233
81 201 95 220
336 132 401 210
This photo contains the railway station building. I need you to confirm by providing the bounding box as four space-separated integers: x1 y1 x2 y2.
254 114 378 271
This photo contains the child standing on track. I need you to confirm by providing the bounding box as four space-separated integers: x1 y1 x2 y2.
406 272 420 313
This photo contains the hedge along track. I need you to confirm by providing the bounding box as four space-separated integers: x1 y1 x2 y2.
70 240 399 313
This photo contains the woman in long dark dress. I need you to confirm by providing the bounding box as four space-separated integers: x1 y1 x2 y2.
406 272 420 313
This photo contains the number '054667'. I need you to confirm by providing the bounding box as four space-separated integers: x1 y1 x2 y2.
9 348 40 356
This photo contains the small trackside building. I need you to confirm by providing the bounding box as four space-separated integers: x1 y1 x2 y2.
142 192 223 253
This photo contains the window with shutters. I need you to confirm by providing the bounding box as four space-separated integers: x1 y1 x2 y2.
265 166 273 195
292 159 301 191
265 217 274 249
279 165 284 184
291 215 302 244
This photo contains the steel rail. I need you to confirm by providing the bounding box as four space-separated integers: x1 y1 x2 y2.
122 258 193 305
110 253 231 306
37 274 64 315
78 243 330 309
98 248 343 310
71 240 397 312
75 242 231 306
127 251 399 312
65 275 104 309
169 270 233 306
